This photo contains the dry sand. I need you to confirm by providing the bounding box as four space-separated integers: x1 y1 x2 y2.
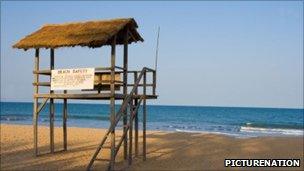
1 124 303 170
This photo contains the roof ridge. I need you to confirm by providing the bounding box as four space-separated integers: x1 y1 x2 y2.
42 18 134 27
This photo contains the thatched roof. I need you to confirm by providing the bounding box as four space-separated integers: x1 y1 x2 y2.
13 18 143 50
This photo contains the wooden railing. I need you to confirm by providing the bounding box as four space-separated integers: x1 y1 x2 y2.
33 66 157 96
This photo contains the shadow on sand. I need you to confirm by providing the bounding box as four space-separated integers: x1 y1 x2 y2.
1 129 303 171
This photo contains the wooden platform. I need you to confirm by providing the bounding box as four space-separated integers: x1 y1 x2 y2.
34 93 157 100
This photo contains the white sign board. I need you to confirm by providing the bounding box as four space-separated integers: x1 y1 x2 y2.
51 68 95 90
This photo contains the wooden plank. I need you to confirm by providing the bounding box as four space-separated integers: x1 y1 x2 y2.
95 67 112 71
133 94 158 99
32 82 50 86
143 71 147 161
127 83 154 87
34 93 125 99
134 72 139 156
33 69 51 75
50 48 55 153
33 81 123 87
33 48 39 156
34 93 157 100
96 70 151 74
109 36 116 170
34 68 110 75
33 68 154 75
123 28 128 160
96 80 123 84
63 90 67 151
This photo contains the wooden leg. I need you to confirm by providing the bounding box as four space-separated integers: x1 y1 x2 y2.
49 48 55 153
109 98 115 170
123 28 129 161
33 49 39 156
128 100 133 165
143 98 146 161
109 36 116 170
63 93 67 151
123 108 128 160
50 98 54 153
134 99 139 156
33 98 38 156
143 72 147 161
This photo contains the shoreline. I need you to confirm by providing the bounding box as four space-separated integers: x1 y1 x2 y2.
1 124 303 170
1 122 303 138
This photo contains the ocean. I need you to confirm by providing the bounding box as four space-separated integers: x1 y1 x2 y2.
1 102 303 138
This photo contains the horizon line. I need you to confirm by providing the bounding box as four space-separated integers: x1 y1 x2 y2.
1 100 303 110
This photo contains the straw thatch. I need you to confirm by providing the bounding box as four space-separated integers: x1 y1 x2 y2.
13 18 143 50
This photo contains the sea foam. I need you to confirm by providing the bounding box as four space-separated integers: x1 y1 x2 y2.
240 126 303 136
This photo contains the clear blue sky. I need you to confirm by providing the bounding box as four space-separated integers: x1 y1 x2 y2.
1 1 303 108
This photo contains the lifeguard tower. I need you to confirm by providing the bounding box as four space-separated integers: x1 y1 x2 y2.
13 18 157 170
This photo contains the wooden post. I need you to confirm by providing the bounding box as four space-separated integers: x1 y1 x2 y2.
134 72 139 156
143 70 147 161
33 48 39 156
128 100 133 165
123 28 129 160
63 90 67 151
153 71 156 95
50 48 55 153
109 36 116 170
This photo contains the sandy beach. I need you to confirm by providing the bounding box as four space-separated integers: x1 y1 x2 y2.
1 124 303 170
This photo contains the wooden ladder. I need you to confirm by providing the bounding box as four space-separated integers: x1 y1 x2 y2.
87 67 148 171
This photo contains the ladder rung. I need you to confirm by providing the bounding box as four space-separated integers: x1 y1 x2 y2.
105 139 123 145
95 158 110 162
105 137 122 140
103 145 113 149
103 145 120 150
